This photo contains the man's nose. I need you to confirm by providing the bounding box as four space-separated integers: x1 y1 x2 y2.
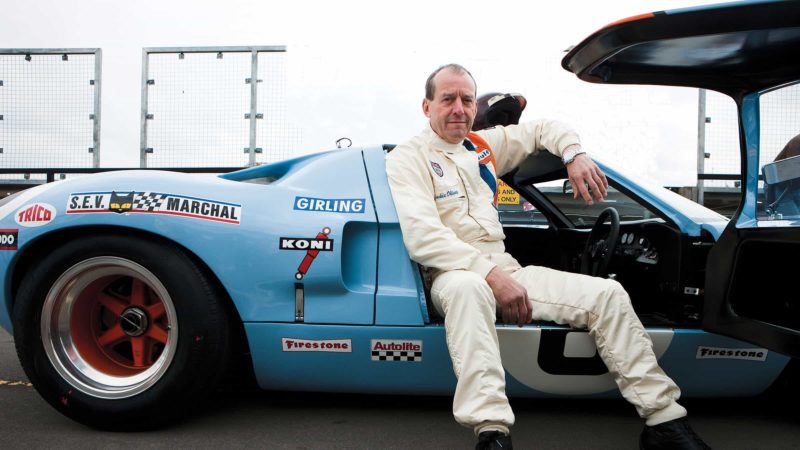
452 98 465 115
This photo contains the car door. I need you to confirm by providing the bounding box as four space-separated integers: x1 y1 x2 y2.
703 82 800 358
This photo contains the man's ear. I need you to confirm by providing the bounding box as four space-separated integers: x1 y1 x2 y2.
422 98 431 118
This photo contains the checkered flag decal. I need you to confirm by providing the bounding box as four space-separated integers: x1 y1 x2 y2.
371 350 422 362
133 192 169 211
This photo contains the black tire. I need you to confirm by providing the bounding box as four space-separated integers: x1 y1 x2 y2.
12 233 230 430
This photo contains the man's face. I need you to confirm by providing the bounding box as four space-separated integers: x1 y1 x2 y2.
423 69 477 144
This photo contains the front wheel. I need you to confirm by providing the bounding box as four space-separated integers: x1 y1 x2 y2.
13 233 230 430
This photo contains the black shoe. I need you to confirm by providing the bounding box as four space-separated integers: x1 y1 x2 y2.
476 431 513 450
640 417 711 450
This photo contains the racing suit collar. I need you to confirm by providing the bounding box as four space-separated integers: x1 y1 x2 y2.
422 125 468 155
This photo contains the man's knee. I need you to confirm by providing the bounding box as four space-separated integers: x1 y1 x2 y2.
433 270 495 315
595 278 633 315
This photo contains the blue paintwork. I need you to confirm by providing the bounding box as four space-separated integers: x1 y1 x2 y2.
0 119 790 399
247 323 788 398
737 93 762 228
362 147 428 326
594 161 728 239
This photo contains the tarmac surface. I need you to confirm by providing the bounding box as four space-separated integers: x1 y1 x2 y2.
1 327 798 449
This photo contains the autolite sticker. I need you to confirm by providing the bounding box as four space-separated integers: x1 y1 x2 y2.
371 339 422 362
696 346 768 361
15 203 56 227
281 338 351 353
0 229 18 250
285 227 332 280
66 191 241 224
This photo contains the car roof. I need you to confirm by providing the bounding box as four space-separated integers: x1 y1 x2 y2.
561 0 800 97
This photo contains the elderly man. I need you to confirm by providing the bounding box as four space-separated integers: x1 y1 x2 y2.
385 64 710 450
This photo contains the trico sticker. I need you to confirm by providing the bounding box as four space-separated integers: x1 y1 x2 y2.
696 346 768 361
281 338 352 353
293 196 365 214
371 339 422 362
15 203 56 227
0 229 18 250
66 191 241 224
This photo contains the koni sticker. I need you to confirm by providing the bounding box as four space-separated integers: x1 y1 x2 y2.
370 339 422 362
66 191 241 224
15 203 56 227
293 196 365 214
0 229 18 250
282 227 332 280
282 338 352 353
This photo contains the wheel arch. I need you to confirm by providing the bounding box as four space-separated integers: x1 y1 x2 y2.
8 225 252 363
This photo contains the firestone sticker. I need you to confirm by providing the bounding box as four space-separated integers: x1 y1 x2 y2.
66 191 241 224
371 339 423 362
282 338 352 353
15 203 56 227
0 229 18 250
696 346 768 361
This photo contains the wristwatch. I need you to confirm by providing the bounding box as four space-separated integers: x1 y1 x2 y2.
562 146 586 165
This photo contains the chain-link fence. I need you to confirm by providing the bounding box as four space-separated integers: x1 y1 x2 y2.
140 46 298 168
0 49 101 183
698 86 800 207
760 83 800 164
698 89 740 192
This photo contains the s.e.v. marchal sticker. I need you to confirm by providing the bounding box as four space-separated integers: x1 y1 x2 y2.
66 191 241 224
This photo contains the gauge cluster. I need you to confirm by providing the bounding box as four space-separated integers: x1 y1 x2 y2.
617 231 658 265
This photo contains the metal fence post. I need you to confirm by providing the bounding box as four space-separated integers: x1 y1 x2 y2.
92 49 102 167
248 49 259 166
140 49 150 168
697 88 706 205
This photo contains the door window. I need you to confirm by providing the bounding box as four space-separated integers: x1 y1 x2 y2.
498 179 660 228
758 82 800 221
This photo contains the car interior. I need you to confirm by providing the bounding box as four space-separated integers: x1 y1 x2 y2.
463 91 716 329
499 152 717 329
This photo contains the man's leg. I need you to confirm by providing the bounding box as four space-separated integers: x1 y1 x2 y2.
510 264 686 422
430 269 515 435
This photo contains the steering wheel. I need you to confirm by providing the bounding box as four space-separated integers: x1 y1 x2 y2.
580 207 620 278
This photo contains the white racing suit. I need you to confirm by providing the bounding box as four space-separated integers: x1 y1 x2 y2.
385 123 686 435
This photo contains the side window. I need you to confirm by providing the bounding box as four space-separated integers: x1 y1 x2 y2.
758 82 800 221
497 180 549 227
537 180 657 228
497 179 659 228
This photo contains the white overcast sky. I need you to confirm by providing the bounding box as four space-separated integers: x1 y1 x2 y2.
1 0 724 185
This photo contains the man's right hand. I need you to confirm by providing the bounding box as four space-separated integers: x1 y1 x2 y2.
485 267 533 326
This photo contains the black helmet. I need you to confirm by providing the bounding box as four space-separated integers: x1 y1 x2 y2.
472 93 527 131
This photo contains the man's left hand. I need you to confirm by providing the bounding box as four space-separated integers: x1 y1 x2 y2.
567 153 608 205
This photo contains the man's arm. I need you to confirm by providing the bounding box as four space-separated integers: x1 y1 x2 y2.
479 120 608 203
386 147 496 278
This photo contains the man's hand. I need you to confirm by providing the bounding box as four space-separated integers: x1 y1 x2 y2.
567 152 608 205
485 267 533 326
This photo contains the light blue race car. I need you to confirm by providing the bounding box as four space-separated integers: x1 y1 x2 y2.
1 0 798 430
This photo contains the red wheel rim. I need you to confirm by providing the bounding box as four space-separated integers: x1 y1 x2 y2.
41 257 179 399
